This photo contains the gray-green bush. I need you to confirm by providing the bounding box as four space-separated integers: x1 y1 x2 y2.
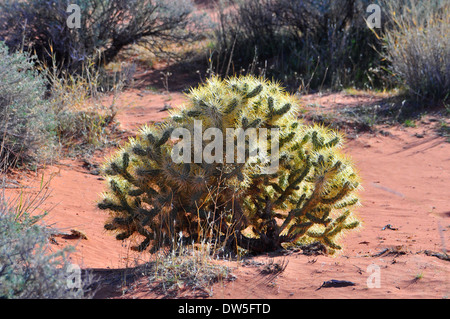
0 188 93 299
381 0 449 102
0 42 56 170
0 0 205 72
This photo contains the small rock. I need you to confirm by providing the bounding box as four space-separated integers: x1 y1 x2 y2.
382 224 398 231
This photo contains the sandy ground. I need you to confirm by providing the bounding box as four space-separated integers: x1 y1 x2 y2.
5 85 449 299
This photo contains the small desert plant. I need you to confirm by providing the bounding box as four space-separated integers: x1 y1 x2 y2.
403 119 416 128
98 76 361 255
42 53 122 153
381 0 450 102
0 42 56 170
0 0 205 72
144 238 231 296
0 179 93 299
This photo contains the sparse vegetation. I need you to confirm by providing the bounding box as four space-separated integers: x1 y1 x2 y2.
212 0 388 91
209 0 449 106
0 180 93 299
0 0 206 72
0 41 123 170
43 53 125 155
145 240 232 297
381 0 449 103
0 0 448 300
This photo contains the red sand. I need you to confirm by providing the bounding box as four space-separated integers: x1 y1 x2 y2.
5 88 449 299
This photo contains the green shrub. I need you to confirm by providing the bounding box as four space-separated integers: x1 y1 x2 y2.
98 76 361 255
381 0 449 102
0 42 56 170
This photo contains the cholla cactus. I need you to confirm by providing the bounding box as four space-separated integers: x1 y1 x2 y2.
98 76 361 254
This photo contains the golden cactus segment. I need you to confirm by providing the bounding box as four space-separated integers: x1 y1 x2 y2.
98 75 361 254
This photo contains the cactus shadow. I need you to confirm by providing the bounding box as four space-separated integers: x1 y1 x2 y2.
85 267 145 299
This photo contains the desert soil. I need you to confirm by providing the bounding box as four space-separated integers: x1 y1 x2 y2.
4 78 449 299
